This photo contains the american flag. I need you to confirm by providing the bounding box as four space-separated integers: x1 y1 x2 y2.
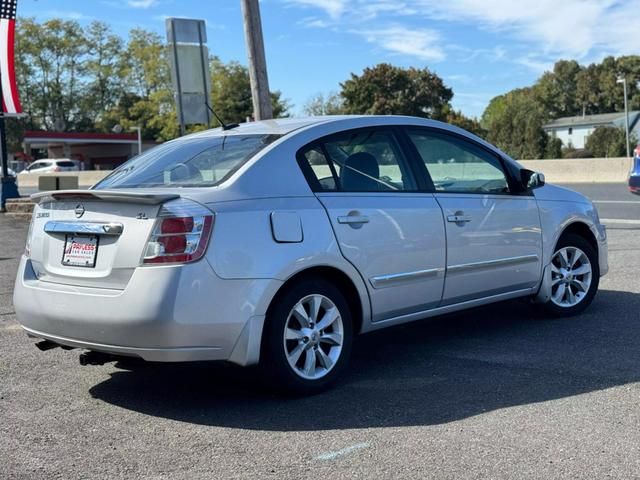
0 0 21 114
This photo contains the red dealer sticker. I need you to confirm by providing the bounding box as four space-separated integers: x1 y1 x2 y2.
62 235 98 268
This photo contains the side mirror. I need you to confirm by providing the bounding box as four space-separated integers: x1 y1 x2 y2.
521 169 545 190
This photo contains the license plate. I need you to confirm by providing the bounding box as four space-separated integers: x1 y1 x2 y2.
62 235 99 268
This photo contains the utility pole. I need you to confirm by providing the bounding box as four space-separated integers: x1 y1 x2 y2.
617 76 631 158
241 0 273 120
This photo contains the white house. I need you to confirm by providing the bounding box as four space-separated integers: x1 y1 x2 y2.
542 111 640 150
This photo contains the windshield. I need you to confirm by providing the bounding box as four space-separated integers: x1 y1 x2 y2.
94 134 281 189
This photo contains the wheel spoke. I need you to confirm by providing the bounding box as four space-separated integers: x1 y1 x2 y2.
569 250 582 268
288 343 306 365
553 283 566 302
550 263 561 274
316 348 334 370
558 249 570 268
285 328 303 341
566 285 577 304
316 307 339 331
309 295 322 324
572 279 588 292
571 264 592 276
320 332 342 346
551 277 563 286
292 303 310 328
303 349 316 376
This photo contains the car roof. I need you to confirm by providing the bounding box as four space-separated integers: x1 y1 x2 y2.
183 116 367 139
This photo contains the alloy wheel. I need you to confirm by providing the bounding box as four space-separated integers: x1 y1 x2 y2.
550 246 593 308
283 294 344 380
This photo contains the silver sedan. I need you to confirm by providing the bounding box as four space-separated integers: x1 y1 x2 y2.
13 116 608 394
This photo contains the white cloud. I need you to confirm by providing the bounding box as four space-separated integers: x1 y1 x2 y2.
41 10 94 20
284 0 347 19
127 0 158 9
352 26 445 61
285 0 640 62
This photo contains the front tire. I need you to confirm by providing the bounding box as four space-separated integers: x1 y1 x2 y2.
261 277 353 395
543 233 599 317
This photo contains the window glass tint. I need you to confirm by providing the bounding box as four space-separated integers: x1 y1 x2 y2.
300 129 416 192
29 162 52 170
408 130 509 194
94 134 280 189
56 161 76 167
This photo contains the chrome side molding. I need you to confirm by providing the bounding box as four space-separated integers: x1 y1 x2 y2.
370 268 444 289
448 254 539 274
44 221 124 236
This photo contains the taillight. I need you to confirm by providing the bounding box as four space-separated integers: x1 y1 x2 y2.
143 199 214 265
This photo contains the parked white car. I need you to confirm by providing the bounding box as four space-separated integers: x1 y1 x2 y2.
19 159 79 174
14 116 608 394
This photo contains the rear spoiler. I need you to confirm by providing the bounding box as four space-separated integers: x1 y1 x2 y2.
30 190 180 205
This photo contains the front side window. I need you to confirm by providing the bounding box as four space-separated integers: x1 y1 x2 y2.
94 134 280 189
299 129 417 192
29 162 52 171
407 129 510 194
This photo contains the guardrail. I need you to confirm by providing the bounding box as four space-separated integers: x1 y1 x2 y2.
520 157 632 183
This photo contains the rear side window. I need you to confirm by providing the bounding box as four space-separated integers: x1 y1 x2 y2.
298 129 417 192
56 161 76 167
94 134 280 189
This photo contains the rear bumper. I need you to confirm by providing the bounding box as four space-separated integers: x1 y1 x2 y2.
13 256 282 364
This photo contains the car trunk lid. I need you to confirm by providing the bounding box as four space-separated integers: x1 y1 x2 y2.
28 190 178 290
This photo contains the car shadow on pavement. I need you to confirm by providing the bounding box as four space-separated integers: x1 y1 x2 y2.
89 289 640 431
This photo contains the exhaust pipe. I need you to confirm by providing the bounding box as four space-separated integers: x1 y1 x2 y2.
79 351 114 366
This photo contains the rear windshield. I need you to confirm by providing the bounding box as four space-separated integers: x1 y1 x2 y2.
94 134 280 189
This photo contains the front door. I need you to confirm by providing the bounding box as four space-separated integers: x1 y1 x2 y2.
405 128 542 305
297 127 446 321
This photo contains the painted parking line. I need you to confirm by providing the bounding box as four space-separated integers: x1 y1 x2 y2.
593 200 640 204
316 442 369 461
602 218 640 225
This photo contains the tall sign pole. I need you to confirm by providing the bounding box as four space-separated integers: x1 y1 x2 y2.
0 0 23 210
241 0 273 120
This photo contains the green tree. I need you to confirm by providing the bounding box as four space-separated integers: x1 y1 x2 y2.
585 126 629 157
16 18 87 131
303 92 344 116
534 60 582 118
340 63 453 119
104 28 177 141
481 88 553 159
443 107 486 138
82 21 125 130
210 56 289 125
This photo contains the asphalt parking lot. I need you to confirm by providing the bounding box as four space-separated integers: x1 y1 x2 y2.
1 184 639 479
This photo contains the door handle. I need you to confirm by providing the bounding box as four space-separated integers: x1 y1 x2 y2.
338 215 370 225
447 214 472 223
338 212 369 229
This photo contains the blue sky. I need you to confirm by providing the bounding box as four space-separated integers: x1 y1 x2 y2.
18 0 640 118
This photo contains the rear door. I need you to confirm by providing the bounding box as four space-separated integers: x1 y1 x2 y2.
404 128 542 305
298 127 446 322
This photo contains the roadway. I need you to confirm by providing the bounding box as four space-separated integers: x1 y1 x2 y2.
1 183 640 479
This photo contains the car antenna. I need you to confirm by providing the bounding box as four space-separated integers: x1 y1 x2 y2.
205 103 239 131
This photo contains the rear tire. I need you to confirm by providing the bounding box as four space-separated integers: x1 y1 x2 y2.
542 233 599 317
261 277 353 395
